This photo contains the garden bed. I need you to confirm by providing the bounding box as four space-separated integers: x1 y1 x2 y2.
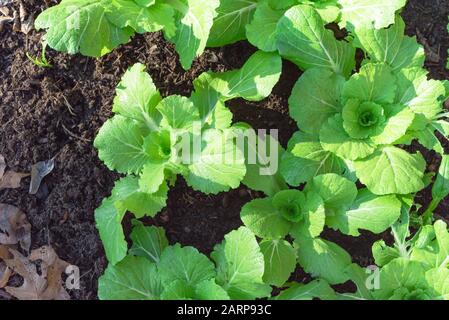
0 0 449 299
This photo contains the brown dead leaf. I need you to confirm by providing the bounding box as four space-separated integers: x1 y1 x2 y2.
0 171 30 190
2 246 72 300
0 262 12 288
0 155 5 178
29 158 55 195
0 204 31 251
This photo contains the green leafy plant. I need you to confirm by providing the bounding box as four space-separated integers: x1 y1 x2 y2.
26 42 52 68
94 51 282 264
277 5 448 196
208 0 407 51
35 0 220 69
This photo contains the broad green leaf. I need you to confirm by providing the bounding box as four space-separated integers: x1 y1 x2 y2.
195 279 230 300
372 240 400 267
246 2 284 52
319 114 377 161
307 173 357 214
370 105 415 145
340 263 374 300
327 189 402 236
396 67 445 127
168 0 220 69
353 16 425 71
212 227 271 299
160 280 195 299
296 237 352 285
113 176 168 218
281 132 345 186
276 5 355 77
191 51 281 125
129 221 168 263
260 239 297 287
214 51 282 101
289 68 345 135
95 197 127 265
353 146 426 195
113 63 162 129
274 279 336 300
240 198 291 239
158 244 215 286
208 0 258 47
94 116 149 174
342 63 396 105
185 129 246 194
135 0 156 7
240 132 288 197
139 162 166 193
425 268 449 299
98 256 163 300
289 191 326 238
157 95 200 130
432 155 449 201
35 0 133 57
106 0 174 34
373 258 427 300
338 0 406 29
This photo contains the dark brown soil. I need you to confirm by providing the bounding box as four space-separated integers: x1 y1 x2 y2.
0 0 448 300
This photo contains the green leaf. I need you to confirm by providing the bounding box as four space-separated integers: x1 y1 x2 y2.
319 114 377 161
113 63 162 129
274 279 336 300
106 0 174 34
372 240 400 267
260 239 297 287
342 63 397 105
246 2 284 52
396 67 445 127
240 132 288 197
157 95 200 130
288 191 326 238
296 237 352 285
94 116 149 174
307 173 357 214
113 176 168 218
370 105 415 145
160 280 195 299
95 197 127 265
207 0 258 47
289 68 345 135
129 221 168 263
212 227 271 299
425 268 449 299
98 256 163 300
240 198 291 239
353 16 425 71
167 0 220 69
432 155 449 201
185 129 246 194
139 162 166 194
276 5 355 77
158 244 216 286
353 146 426 195
281 132 345 186
327 189 402 236
35 0 133 57
195 279 230 300
191 51 281 124
338 0 406 29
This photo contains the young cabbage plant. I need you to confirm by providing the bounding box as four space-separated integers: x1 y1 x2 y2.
208 1 407 52
278 7 448 195
94 51 282 264
35 0 220 69
98 223 272 300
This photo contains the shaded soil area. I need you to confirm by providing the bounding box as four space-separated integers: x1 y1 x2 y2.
0 0 448 299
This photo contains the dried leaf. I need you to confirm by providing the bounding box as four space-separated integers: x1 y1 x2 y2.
0 0 14 6
0 6 10 16
0 155 5 178
0 171 29 190
2 246 73 300
29 158 55 195
20 13 33 34
0 204 31 251
0 263 12 288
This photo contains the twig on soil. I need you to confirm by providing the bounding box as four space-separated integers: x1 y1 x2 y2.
416 28 440 63
60 123 91 143
61 95 76 116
